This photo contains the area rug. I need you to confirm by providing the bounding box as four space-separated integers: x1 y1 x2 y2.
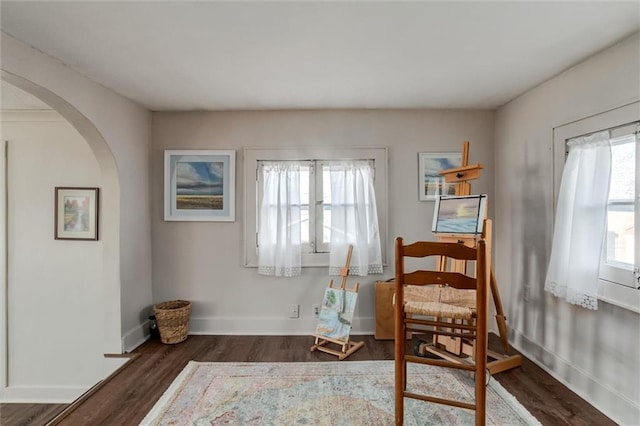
140 361 541 425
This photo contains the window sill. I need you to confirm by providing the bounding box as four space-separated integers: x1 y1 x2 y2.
598 279 640 313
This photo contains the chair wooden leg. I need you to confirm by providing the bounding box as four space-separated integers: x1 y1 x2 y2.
475 362 486 426
395 315 404 425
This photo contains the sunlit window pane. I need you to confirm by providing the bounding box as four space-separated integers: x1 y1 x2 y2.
319 166 332 247
606 209 634 266
323 167 332 204
300 166 310 243
609 138 635 200
300 206 309 244
323 208 331 244
605 135 635 268
300 166 310 205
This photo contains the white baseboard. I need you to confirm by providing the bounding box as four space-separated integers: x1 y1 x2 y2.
189 316 375 336
511 329 640 426
0 385 88 403
122 321 150 352
0 356 133 404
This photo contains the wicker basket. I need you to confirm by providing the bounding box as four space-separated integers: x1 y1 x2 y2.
153 300 192 344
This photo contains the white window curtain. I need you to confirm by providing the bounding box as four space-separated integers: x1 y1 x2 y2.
545 131 611 310
258 161 302 277
328 161 383 276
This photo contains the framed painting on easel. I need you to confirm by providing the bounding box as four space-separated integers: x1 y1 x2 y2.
310 245 364 360
314 287 357 341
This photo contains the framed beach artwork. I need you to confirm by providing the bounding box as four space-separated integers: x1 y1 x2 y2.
418 152 462 201
432 194 487 235
54 187 99 240
164 150 236 221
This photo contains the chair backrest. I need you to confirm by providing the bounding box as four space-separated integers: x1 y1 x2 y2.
394 237 489 315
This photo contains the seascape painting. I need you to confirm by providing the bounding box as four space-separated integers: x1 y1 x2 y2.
164 150 236 221
176 161 224 210
418 152 462 201
433 195 487 234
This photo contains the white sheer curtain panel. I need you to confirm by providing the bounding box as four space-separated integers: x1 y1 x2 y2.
258 162 302 277
545 131 611 309
328 161 383 276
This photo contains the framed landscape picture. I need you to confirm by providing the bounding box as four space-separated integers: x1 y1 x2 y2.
55 187 99 240
164 150 236 221
418 152 462 201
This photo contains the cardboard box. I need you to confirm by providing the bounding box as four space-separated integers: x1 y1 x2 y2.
374 281 395 340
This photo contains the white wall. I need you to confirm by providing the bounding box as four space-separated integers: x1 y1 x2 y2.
152 109 494 335
494 33 640 425
1 111 105 401
1 32 153 354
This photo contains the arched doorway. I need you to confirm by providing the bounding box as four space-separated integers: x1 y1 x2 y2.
0 72 122 401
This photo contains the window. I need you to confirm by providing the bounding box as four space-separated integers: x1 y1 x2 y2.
553 102 640 311
256 159 364 255
244 147 388 268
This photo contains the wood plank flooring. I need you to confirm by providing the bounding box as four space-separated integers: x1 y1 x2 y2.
1 334 615 426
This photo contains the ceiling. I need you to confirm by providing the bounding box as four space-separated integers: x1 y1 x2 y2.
1 1 639 112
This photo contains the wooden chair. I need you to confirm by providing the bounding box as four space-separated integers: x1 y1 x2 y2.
394 237 490 426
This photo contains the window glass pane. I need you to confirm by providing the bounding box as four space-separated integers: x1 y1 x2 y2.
606 209 634 266
323 207 331 244
609 136 635 200
321 166 332 246
323 166 332 204
606 135 635 268
300 166 310 244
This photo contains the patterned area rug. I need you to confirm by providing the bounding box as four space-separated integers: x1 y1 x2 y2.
140 361 541 425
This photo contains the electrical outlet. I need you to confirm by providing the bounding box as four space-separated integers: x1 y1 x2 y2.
312 304 321 318
289 304 299 319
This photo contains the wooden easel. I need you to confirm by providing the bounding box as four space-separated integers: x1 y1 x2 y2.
311 245 365 360
424 141 521 375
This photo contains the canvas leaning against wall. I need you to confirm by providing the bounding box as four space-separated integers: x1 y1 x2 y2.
164 150 236 221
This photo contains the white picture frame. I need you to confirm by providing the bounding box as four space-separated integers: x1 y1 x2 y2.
418 152 462 201
164 150 236 222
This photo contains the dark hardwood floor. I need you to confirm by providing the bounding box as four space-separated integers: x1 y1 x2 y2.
1 334 615 426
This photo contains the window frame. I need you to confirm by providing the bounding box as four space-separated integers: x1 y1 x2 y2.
243 147 388 268
552 101 640 312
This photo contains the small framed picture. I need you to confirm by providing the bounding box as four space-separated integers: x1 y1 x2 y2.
164 150 236 221
55 187 99 240
418 152 462 201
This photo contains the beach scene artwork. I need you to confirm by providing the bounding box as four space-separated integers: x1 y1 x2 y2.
176 161 224 210
314 288 357 341
419 152 462 201
434 195 486 234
